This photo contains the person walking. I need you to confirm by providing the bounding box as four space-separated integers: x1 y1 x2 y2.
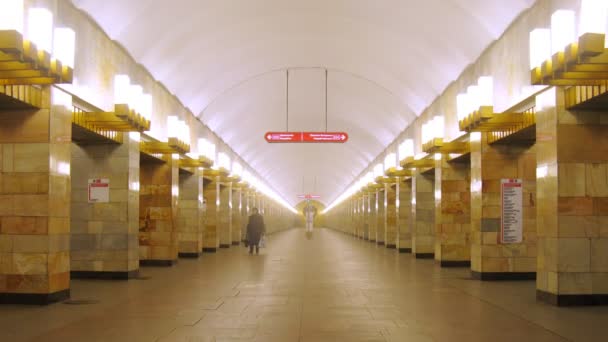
246 207 265 255
304 203 316 233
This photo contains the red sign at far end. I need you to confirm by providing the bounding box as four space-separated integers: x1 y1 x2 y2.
265 131 348 143
297 194 321 199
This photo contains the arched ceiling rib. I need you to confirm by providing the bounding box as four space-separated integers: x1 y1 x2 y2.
71 0 536 206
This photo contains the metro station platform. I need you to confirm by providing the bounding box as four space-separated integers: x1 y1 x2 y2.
1 228 606 342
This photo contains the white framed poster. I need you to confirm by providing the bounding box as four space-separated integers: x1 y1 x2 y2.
501 178 523 244
88 178 109 203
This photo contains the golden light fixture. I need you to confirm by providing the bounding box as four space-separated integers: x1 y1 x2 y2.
167 116 191 154
0 4 73 85
421 116 444 153
530 3 608 86
76 75 151 132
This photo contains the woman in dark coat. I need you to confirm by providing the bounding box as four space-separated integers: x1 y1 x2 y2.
246 208 265 254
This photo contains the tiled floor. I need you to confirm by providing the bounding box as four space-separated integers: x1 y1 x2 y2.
1 228 607 341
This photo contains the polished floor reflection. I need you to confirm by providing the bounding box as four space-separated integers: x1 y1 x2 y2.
1 228 607 342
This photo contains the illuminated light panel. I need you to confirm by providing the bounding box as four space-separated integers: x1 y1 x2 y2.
27 8 53 52
0 0 24 33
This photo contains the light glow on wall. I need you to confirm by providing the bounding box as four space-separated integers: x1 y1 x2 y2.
198 138 216 163
218 152 231 171
399 139 414 161
0 0 24 33
114 75 131 105
27 8 53 52
53 28 75 68
551 10 576 54
579 0 608 38
384 153 397 171
373 163 384 178
529 28 552 69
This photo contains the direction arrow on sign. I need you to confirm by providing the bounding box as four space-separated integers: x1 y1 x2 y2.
302 132 348 143
265 132 348 143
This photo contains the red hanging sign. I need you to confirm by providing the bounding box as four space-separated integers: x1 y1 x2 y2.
265 132 348 143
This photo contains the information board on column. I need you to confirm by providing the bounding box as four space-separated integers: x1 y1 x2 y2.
501 179 522 244
88 178 110 203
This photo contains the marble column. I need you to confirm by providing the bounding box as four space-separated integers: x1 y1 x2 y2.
434 154 471 267
470 130 537 280
0 87 71 304
536 87 608 305
177 168 204 258
412 170 435 258
70 132 139 279
385 183 398 249
398 179 412 253
376 189 386 246
231 185 242 246
202 176 220 253
139 154 179 266
219 182 232 248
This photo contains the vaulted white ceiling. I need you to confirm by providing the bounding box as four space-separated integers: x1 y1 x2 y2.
71 0 535 206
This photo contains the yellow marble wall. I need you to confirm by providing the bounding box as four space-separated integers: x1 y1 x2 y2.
139 156 179 265
398 179 412 253
470 134 536 279
434 156 471 266
0 87 71 303
536 87 608 305
203 179 220 252
385 184 398 248
231 188 243 245
177 169 203 257
368 192 378 242
219 183 232 248
412 171 435 258
70 135 139 278
376 189 386 245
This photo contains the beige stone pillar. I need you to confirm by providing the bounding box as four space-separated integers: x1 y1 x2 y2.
470 131 536 280
412 170 435 258
202 175 220 252
139 154 179 266
536 87 608 305
231 185 243 246
376 189 386 246
398 179 412 253
434 154 471 267
70 132 140 279
218 182 232 248
385 183 397 249
0 87 71 304
177 167 204 258
368 191 378 243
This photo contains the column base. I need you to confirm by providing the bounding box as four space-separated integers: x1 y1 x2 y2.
202 247 217 253
140 259 176 267
536 290 608 306
415 253 434 259
471 271 535 281
364 237 369 241
440 260 471 268
219 244 231 248
376 241 385 246
178 252 201 258
386 244 397 249
370 239 376 243
71 270 139 280
0 289 70 305
231 242 240 246
399 248 412 253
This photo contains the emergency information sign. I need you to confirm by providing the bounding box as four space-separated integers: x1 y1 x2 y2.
501 179 523 244
88 178 110 203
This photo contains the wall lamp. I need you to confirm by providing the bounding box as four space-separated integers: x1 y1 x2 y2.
457 76 531 140
82 75 151 132
0 3 73 85
530 1 608 86
421 115 444 153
